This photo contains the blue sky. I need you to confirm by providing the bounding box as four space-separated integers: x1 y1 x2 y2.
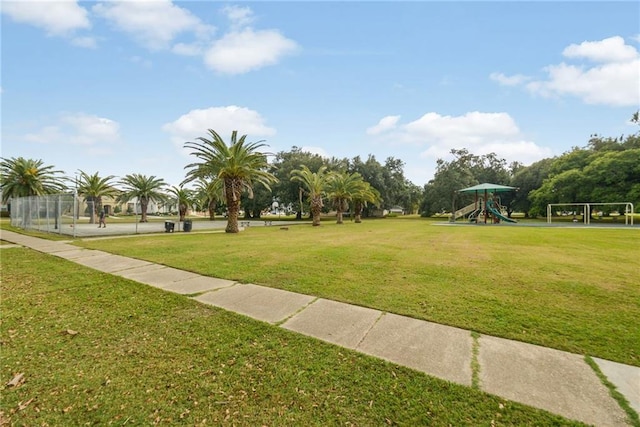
2 1 639 188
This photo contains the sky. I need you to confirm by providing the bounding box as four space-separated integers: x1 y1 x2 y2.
2 1 639 188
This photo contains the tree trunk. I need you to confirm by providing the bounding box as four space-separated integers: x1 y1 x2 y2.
311 195 322 226
354 201 363 223
335 198 346 224
297 187 304 221
208 200 216 220
225 179 240 233
179 203 186 221
140 199 148 222
96 197 103 218
87 197 96 224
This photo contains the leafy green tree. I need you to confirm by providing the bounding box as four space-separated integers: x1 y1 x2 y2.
547 147 592 177
526 121 640 217
381 157 411 210
349 155 414 212
270 147 330 219
583 149 640 205
529 169 588 217
326 171 366 224
76 171 119 224
194 178 224 220
241 183 272 219
510 158 554 217
420 157 475 216
168 186 196 221
183 130 277 233
291 165 330 226
0 157 66 203
397 180 422 215
419 149 512 217
117 174 168 222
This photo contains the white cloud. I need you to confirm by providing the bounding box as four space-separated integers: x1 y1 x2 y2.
562 36 637 63
2 0 90 36
204 28 298 74
367 111 551 169
366 115 401 135
162 106 276 150
489 72 531 86
23 113 120 146
526 59 640 106
492 36 640 107
93 0 215 50
404 112 520 147
222 5 255 30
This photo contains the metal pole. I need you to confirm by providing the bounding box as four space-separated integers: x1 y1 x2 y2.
45 196 50 232
73 191 77 238
58 195 62 234
450 191 456 223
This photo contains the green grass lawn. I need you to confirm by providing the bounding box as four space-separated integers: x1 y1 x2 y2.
72 219 640 367
1 248 583 426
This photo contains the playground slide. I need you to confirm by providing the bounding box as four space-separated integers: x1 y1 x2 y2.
486 203 517 223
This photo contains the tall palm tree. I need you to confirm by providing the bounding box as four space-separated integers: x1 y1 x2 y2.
290 165 329 226
117 174 167 222
326 171 369 224
168 186 195 221
76 171 119 224
183 130 278 233
0 157 66 202
352 181 381 223
194 178 224 220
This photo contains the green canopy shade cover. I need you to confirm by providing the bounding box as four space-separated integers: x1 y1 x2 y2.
458 183 517 193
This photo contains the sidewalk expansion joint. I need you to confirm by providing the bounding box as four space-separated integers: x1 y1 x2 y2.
186 282 240 298
274 297 319 326
470 331 481 390
354 311 385 350
585 355 640 427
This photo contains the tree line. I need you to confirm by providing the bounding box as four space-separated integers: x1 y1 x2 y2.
2 113 639 232
420 113 640 217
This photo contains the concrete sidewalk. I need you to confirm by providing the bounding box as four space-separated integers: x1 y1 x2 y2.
2 229 638 426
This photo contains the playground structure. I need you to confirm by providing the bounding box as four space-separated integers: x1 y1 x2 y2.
546 202 635 226
452 183 518 224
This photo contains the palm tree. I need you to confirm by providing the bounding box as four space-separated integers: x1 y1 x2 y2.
76 171 119 224
0 157 66 203
290 165 330 226
183 130 278 233
168 186 195 222
352 181 381 223
117 174 167 222
326 171 369 224
194 178 224 220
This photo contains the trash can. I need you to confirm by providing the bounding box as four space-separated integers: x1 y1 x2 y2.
164 221 175 233
183 219 192 232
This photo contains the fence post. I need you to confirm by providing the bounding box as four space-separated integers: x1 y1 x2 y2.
73 192 77 238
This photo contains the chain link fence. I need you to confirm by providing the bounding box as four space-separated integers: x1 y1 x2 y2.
9 194 86 236
7 194 226 237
